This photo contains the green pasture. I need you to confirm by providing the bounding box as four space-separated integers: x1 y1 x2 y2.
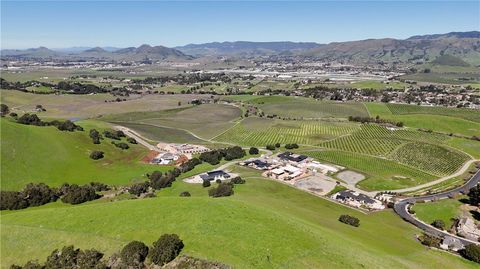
1 173 477 269
0 119 170 191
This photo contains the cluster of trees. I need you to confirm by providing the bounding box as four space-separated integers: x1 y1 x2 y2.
462 244 480 264
128 182 151 196
285 143 299 149
199 146 246 165
15 113 83 131
127 158 204 197
348 115 404 127
11 234 185 269
103 130 126 140
266 143 281 150
207 177 245 197
338 214 360 227
208 182 234 198
60 184 101 205
1 182 104 210
57 81 107 94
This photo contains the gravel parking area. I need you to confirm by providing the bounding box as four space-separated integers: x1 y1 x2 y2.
294 175 337 195
336 170 365 185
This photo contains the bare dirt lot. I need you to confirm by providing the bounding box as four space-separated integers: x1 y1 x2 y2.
294 174 337 195
336 170 366 185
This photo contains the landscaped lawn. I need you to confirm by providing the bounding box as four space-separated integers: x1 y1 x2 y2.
413 197 465 229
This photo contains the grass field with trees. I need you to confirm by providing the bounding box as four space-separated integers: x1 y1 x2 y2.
1 174 478 269
0 119 171 191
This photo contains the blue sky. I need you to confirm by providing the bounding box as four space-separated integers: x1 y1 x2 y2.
1 1 479 49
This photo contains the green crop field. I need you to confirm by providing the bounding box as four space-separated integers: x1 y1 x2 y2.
249 96 370 118
319 124 448 157
302 150 437 190
1 172 477 269
365 103 480 137
105 104 242 140
386 103 480 123
388 142 470 176
214 117 360 146
447 138 480 159
0 119 171 191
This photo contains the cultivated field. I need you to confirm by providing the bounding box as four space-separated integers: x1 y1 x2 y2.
248 96 370 118
105 104 242 140
302 150 437 190
0 91 208 119
215 117 360 146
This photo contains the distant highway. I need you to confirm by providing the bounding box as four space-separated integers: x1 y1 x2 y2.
394 170 480 246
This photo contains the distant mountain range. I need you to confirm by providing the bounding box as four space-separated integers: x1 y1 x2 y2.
174 41 323 56
302 31 480 65
1 31 479 65
1 44 191 62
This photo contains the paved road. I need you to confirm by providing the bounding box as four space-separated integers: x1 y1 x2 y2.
394 170 480 246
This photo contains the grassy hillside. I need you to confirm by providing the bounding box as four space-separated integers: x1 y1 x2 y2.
0 119 169 191
1 169 477 269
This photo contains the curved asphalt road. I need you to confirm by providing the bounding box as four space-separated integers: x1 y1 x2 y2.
394 170 480 246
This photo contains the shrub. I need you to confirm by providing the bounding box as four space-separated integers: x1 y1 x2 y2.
179 191 191 197
89 151 104 160
419 233 441 248
22 183 59 207
0 103 9 116
120 241 149 266
61 184 99 205
249 147 259 155
275 143 281 148
113 142 129 150
55 120 83 132
208 182 234 197
431 219 445 230
266 144 276 151
230 176 245 184
89 129 102 144
0 191 28 210
150 234 184 265
89 182 110 192
202 180 211 188
338 214 360 227
468 185 480 206
128 182 150 196
45 246 105 269
127 137 137 144
17 113 44 126
462 244 480 263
